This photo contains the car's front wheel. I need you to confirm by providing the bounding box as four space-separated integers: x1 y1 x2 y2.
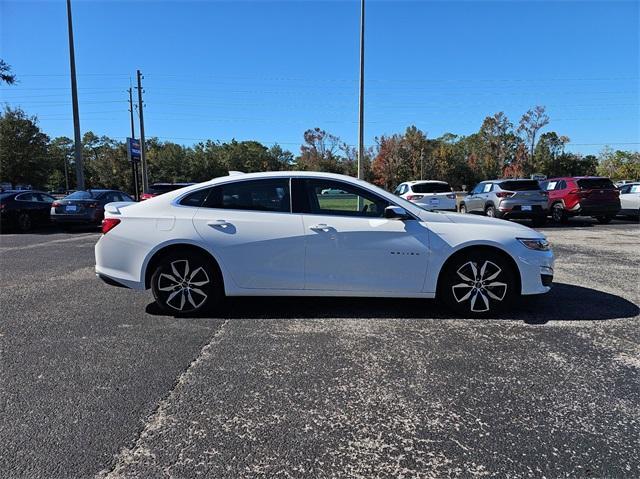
151 251 222 316
439 250 517 317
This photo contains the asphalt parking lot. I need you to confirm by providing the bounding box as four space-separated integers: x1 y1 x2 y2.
1 218 639 478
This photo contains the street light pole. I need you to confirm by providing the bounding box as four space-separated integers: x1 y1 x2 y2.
66 0 84 190
357 0 365 180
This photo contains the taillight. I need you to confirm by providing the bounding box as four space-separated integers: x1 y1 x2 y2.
569 189 588 197
496 191 515 198
406 194 424 201
0 203 5 211
101 218 121 234
52 201 61 208
140 193 154 200
87 202 98 208
446 193 456 199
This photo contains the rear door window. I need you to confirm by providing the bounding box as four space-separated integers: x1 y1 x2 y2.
204 178 290 213
15 192 36 202
577 178 615 190
498 180 541 191
411 183 452 193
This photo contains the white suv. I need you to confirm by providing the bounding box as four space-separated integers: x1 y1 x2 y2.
394 180 457 211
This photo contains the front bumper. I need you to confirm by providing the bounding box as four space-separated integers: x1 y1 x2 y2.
516 246 555 295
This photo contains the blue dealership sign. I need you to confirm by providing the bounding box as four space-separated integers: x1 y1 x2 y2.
127 137 141 163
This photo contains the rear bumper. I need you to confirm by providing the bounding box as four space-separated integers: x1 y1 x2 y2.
51 214 100 224
498 204 547 219
568 202 620 217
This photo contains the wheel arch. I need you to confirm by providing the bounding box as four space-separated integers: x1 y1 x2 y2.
435 244 522 298
144 242 223 290
484 201 496 211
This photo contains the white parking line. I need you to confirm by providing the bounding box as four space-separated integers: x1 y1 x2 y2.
0 234 99 253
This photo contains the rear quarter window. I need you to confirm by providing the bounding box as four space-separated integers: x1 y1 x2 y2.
179 188 211 207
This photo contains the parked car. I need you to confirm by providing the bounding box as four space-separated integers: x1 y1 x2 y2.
0 190 56 232
617 182 640 219
320 188 348 195
540 177 620 224
95 171 554 317
141 182 195 200
459 179 548 226
51 189 134 227
393 180 457 211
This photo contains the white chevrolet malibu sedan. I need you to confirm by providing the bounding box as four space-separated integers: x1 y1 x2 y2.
95 171 554 317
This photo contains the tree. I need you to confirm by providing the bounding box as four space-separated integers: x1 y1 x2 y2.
297 128 346 173
597 149 640 180
0 107 49 188
518 106 549 175
478 112 519 178
0 59 16 85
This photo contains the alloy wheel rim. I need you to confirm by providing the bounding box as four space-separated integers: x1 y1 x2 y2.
157 259 210 311
451 260 508 312
553 205 562 221
487 208 494 217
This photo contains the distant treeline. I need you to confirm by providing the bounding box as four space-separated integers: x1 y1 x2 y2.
1 105 638 193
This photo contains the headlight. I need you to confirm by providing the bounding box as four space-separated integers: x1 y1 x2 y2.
517 238 550 251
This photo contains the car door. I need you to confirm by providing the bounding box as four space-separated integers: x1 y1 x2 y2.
293 178 430 293
620 184 640 213
466 184 483 212
34 193 55 223
192 177 306 290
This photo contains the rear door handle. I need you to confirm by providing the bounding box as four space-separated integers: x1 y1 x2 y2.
310 223 333 232
207 219 231 229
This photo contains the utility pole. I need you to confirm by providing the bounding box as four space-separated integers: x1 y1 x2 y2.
357 0 365 180
66 0 84 189
136 70 148 193
128 83 139 201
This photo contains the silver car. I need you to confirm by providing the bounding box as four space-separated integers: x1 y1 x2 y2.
618 182 640 218
460 179 548 226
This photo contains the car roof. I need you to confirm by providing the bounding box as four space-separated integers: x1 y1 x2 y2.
545 176 609 181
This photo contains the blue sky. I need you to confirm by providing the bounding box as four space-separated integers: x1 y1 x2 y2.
1 0 638 155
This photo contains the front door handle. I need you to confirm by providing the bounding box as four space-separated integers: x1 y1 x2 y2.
310 223 333 232
207 219 231 229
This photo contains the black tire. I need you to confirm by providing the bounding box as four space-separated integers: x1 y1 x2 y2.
17 212 33 233
595 215 613 224
551 203 568 224
438 249 518 317
531 217 547 227
459 203 467 214
151 250 223 316
485 205 496 218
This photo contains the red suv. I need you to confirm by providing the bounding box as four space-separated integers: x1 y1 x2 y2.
540 177 620 224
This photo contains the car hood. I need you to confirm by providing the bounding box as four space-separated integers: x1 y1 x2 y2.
420 210 546 239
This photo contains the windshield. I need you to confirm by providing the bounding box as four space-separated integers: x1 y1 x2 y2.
577 178 615 190
65 191 95 200
411 183 452 193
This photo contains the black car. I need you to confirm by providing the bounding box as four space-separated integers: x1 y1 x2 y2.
50 189 135 227
0 190 57 232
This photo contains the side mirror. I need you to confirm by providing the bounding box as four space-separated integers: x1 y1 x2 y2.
384 205 411 220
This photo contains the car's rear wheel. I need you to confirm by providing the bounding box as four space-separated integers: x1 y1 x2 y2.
439 250 517 317
459 203 467 214
551 203 567 224
151 251 222 316
17 212 33 232
595 215 613 224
